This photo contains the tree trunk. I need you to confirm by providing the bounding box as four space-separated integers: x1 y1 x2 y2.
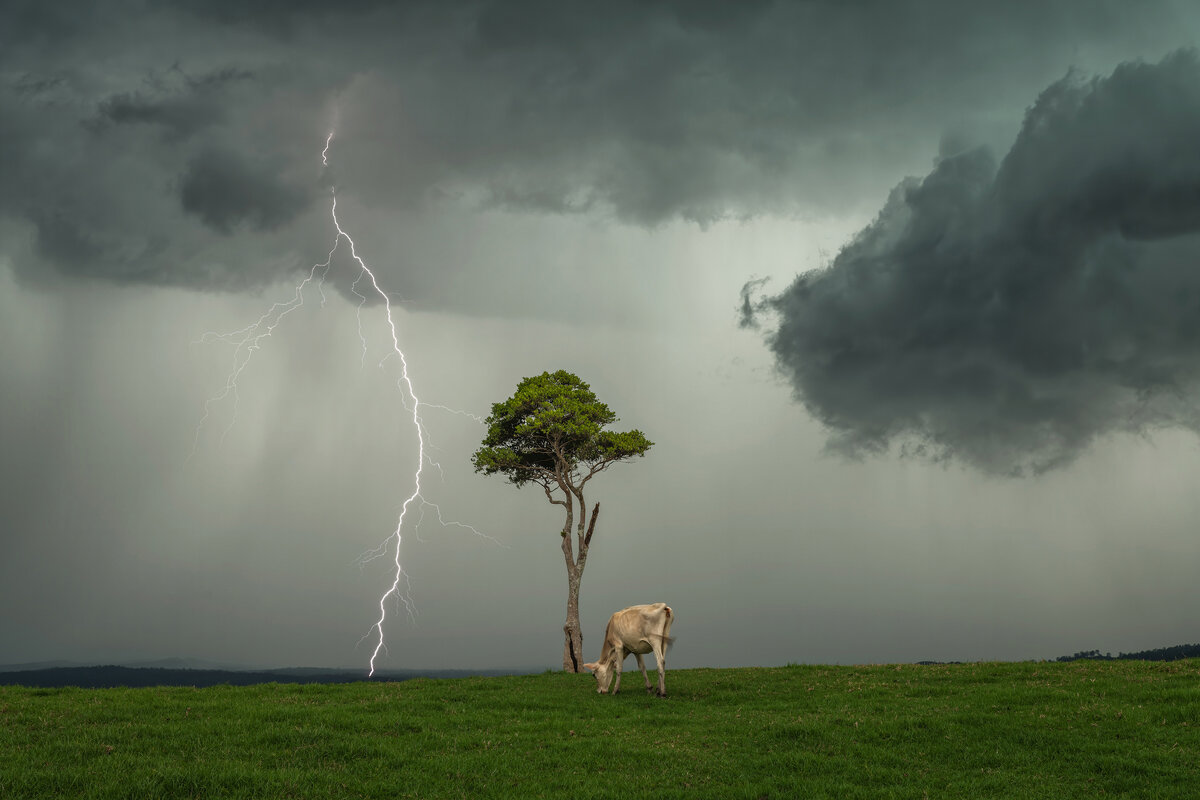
562 566 583 672
560 502 599 672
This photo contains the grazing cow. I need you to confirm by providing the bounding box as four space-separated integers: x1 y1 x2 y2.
582 603 673 697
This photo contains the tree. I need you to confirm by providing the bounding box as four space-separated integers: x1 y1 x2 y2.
472 370 653 672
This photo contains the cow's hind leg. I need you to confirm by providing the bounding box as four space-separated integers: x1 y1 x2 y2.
636 653 653 694
653 644 667 697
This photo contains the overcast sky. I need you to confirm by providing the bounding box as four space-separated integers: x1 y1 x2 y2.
5 0 1200 672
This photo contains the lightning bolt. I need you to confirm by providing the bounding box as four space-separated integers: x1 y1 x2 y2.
195 129 493 676
322 152 430 675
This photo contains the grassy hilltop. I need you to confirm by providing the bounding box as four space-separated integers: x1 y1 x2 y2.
2 661 1199 799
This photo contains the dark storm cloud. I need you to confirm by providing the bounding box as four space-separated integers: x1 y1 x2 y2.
89 67 254 141
173 0 409 29
3 0 1199 297
423 0 1197 225
179 149 312 234
0 50 323 290
751 50 1200 475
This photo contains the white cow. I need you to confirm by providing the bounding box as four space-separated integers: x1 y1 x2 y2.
583 603 674 697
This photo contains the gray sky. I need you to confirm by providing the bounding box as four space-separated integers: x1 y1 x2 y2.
4 0 1200 671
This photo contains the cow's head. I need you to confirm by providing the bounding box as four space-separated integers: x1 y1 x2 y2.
582 660 612 693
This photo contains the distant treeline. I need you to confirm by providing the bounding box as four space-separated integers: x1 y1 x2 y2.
0 665 528 689
1055 644 1200 663
7 646 1199 688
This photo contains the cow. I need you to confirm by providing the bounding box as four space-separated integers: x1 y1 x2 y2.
582 603 674 697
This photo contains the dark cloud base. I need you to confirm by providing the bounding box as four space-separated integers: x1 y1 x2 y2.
7 0 1195 299
180 149 312 235
752 50 1200 476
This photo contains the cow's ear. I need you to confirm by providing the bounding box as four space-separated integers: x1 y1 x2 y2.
582 662 596 672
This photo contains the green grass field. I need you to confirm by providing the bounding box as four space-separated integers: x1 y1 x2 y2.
2 660 1198 798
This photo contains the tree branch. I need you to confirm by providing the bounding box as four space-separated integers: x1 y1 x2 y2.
541 482 568 508
560 493 576 570
573 488 586 552
583 502 599 548
579 455 621 491
552 455 577 500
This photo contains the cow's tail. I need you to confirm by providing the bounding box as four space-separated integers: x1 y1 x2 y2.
661 605 675 653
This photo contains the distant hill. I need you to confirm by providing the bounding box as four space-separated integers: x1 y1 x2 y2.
0 664 540 689
1055 644 1200 663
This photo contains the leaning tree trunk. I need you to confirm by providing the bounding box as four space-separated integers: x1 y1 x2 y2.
561 502 599 672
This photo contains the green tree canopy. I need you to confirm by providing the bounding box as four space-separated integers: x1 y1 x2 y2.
472 370 653 494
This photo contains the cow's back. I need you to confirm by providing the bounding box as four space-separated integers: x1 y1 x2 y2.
610 603 672 654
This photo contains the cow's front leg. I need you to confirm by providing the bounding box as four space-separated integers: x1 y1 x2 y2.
636 654 653 694
611 648 624 694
